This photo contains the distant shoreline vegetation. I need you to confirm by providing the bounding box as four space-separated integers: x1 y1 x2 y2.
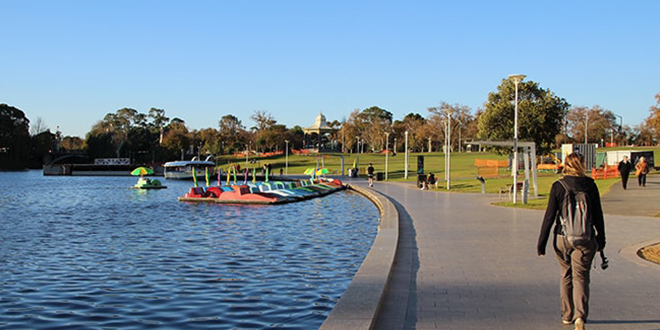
3 89 660 169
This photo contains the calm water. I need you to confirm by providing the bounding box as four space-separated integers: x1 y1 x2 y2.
0 171 379 330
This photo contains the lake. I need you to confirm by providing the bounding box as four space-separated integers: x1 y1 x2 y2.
0 171 379 329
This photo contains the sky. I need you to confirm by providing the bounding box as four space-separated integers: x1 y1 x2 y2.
2 0 659 138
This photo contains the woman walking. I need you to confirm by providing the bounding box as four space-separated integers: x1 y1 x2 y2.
635 156 649 187
537 153 606 330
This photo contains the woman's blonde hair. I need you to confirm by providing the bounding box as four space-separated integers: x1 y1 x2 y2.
563 152 586 177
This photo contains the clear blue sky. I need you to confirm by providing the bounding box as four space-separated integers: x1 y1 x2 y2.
2 0 659 138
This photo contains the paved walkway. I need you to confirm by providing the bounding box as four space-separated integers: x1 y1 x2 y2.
346 175 660 330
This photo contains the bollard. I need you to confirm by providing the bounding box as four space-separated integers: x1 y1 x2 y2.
476 176 486 194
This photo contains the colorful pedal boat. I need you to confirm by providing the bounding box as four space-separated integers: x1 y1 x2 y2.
178 179 344 204
133 178 167 189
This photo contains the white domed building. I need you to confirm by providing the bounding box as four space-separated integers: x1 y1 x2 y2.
301 112 339 153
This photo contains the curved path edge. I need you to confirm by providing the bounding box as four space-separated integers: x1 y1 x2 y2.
620 236 660 270
319 184 399 330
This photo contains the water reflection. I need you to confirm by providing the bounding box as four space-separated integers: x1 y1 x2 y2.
0 171 379 329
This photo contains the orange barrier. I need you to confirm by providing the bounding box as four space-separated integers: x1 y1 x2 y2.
474 159 508 168
475 159 508 178
537 163 560 171
591 164 620 180
477 166 500 178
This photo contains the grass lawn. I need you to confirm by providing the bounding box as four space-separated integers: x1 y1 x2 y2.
217 146 658 210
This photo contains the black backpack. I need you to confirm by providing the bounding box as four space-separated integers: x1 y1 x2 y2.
557 179 593 248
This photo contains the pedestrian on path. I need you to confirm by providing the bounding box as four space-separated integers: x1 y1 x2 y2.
367 163 375 187
617 155 632 189
537 152 606 330
635 156 649 187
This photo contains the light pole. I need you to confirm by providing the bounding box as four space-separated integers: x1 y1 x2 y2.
341 127 345 153
404 131 409 179
615 114 623 145
585 110 589 144
285 140 289 175
508 74 526 204
385 132 390 180
245 141 251 169
445 108 453 190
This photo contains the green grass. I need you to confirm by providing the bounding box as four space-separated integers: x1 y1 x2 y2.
217 146 656 210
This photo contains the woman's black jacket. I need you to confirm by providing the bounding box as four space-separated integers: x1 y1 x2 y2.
537 175 606 255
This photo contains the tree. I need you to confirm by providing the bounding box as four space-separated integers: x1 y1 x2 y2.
355 106 393 152
218 114 246 154
478 79 569 155
428 103 474 152
0 104 30 168
162 120 191 160
148 108 169 145
61 136 85 151
643 92 660 144
31 130 56 167
393 113 426 152
340 109 361 153
30 117 49 136
250 110 279 152
566 105 616 144
251 110 276 132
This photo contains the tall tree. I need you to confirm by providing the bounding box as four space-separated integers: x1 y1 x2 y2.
251 110 276 132
566 105 616 144
94 108 139 157
162 120 191 160
478 79 569 155
428 103 473 152
218 114 246 154
643 92 660 144
393 113 425 152
148 108 169 145
355 106 393 152
30 117 49 136
0 104 30 168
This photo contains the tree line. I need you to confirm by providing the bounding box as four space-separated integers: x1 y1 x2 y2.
2 80 660 169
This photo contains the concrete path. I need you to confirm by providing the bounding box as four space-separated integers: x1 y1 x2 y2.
602 174 660 217
347 175 660 330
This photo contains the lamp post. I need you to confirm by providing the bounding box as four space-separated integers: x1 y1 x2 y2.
385 132 390 180
285 140 289 175
245 141 252 169
508 74 526 204
404 131 409 179
585 110 589 144
445 108 453 190
615 114 623 145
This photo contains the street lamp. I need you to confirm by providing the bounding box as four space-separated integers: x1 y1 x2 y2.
404 131 409 179
615 114 623 145
385 132 390 180
508 73 526 204
445 108 453 190
285 140 289 175
585 110 589 144
245 142 251 169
